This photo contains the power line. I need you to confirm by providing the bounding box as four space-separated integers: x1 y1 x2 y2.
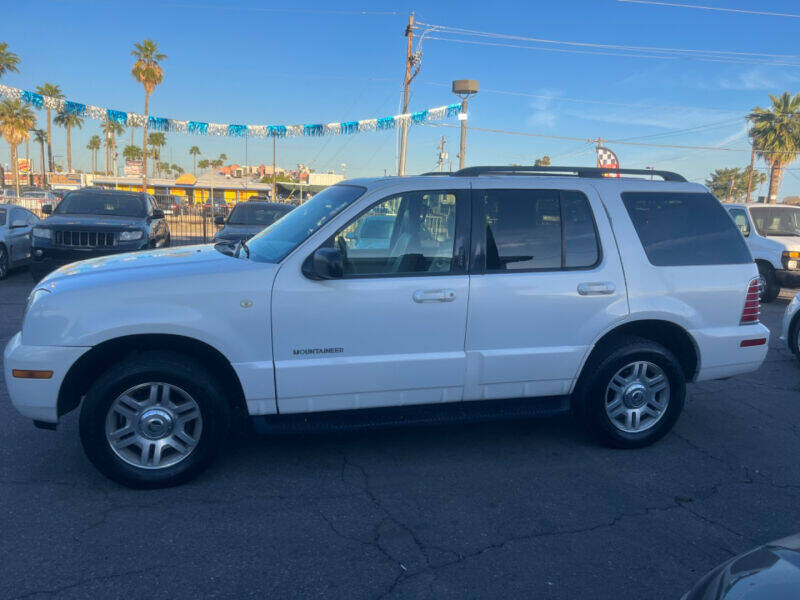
425 122 799 154
617 0 800 19
415 20 800 64
423 35 800 67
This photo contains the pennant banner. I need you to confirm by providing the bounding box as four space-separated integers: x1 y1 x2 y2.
0 84 460 139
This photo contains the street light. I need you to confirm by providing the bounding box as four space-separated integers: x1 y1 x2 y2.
452 79 479 170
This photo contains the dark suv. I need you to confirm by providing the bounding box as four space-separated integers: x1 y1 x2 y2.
30 188 170 280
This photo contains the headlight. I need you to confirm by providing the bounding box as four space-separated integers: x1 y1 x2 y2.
32 227 51 239
119 230 144 241
25 288 50 319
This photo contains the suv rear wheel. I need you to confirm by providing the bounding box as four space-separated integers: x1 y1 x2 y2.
79 351 230 488
574 336 686 448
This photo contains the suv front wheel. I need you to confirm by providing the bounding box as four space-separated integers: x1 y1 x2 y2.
574 337 686 448
79 351 230 488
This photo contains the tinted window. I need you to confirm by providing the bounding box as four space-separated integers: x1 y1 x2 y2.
749 206 800 237
228 204 291 226
331 191 458 276
564 191 600 268
54 192 146 217
481 189 599 271
0 208 6 227
728 208 750 237
622 192 751 266
247 184 365 263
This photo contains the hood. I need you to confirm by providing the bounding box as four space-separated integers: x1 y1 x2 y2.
215 224 265 240
39 244 233 287
684 534 800 599
770 235 800 251
41 214 144 229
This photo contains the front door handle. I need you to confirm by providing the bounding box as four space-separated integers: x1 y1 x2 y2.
413 289 456 303
577 282 616 296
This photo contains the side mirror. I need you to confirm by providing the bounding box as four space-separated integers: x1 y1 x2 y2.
9 219 27 229
303 248 344 280
152 209 165 219
214 215 225 226
42 204 53 215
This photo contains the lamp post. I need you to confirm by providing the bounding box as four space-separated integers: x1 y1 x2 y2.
452 79 478 170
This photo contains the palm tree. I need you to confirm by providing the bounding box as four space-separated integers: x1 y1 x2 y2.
123 144 142 162
0 99 36 197
171 163 184 175
131 39 166 187
198 158 210 172
748 92 800 203
53 110 84 172
35 83 63 175
160 161 172 178
218 153 227 163
102 120 125 175
0 42 20 80
87 135 101 174
147 132 166 178
189 145 201 175
32 129 46 186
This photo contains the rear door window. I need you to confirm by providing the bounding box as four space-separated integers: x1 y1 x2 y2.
622 192 751 266
477 189 600 272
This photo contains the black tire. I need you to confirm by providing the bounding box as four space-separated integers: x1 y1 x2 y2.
573 336 686 449
0 244 8 280
757 262 780 303
790 313 800 358
79 351 230 489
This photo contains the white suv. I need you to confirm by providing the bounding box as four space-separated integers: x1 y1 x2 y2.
4 166 770 488
726 203 800 302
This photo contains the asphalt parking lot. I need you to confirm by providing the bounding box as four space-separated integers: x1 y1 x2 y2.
0 268 798 600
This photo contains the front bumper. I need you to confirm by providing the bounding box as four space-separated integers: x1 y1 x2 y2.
3 332 90 423
780 294 800 352
776 270 800 288
30 243 148 281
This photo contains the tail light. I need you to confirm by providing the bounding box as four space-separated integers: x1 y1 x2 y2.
740 278 761 325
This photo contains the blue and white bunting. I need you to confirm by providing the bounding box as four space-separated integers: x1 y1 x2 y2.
0 84 461 139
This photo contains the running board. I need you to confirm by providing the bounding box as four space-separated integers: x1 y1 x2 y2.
251 396 571 435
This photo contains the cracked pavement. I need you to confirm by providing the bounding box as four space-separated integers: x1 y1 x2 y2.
1 269 798 599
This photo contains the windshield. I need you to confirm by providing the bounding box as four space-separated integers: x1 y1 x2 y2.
22 192 45 199
750 206 800 236
54 191 146 217
246 184 365 263
228 203 292 226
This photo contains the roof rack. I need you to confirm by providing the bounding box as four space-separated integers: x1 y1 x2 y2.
451 165 686 182
418 171 453 176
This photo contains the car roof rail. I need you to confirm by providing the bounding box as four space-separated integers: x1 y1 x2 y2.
451 165 687 182
418 171 453 176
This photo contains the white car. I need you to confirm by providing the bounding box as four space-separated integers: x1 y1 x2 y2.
726 203 800 302
4 166 770 488
780 292 800 361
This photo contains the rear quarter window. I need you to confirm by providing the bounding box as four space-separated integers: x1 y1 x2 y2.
621 192 751 266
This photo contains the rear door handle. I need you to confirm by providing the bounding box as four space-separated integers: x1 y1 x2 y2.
413 289 456 303
577 282 616 296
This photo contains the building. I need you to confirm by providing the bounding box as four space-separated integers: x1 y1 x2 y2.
92 173 272 203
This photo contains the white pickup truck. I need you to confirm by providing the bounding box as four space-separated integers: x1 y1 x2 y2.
4 166 770 488
726 203 800 302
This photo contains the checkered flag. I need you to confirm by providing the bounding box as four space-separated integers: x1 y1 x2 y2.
596 146 620 177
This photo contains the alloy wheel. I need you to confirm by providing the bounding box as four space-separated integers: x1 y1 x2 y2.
604 361 670 434
105 382 203 469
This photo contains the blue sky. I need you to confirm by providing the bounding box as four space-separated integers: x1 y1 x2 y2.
3 0 800 197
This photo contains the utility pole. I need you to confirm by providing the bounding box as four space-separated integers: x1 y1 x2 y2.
436 136 448 172
745 146 755 204
397 12 416 176
272 135 277 201
452 80 479 170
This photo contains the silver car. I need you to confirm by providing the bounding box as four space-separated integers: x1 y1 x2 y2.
0 204 39 279
781 292 800 360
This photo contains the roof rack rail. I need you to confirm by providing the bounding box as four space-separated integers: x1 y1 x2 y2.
418 171 453 176
451 165 686 182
